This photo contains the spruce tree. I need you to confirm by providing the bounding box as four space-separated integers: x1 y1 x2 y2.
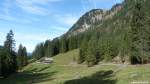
17 44 23 69
0 30 17 77
23 47 28 66
46 41 52 57
86 39 97 67
130 0 148 64
104 39 114 62
78 37 88 64
60 36 67 53
4 30 17 74
4 30 15 52
44 40 50 57
17 44 28 69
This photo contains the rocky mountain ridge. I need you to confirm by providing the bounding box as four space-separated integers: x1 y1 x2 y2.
66 3 122 36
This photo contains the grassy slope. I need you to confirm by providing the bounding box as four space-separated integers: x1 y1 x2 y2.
0 49 150 84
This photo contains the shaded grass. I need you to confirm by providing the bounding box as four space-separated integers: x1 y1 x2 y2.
64 70 117 84
0 64 57 84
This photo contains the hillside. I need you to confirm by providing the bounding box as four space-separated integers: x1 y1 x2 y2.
0 49 150 84
66 4 122 36
32 0 150 67
66 0 150 37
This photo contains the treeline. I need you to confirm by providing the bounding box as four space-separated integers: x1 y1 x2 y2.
32 0 150 66
32 35 79 59
0 30 28 77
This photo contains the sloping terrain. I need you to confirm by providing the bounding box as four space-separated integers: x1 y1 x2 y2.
66 3 122 36
0 49 150 84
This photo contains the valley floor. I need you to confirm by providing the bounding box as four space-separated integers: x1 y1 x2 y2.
0 49 150 84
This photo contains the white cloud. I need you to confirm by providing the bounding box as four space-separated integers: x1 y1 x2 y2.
15 0 63 16
0 0 41 24
81 0 123 11
38 26 67 38
88 0 96 9
16 0 48 15
2 0 11 15
29 0 63 4
0 32 5 45
81 0 97 12
93 0 123 3
14 33 51 52
51 26 68 31
27 16 40 22
15 33 50 42
50 26 68 38
51 30 65 38
0 14 15 21
0 0 15 21
55 14 79 26
0 14 36 24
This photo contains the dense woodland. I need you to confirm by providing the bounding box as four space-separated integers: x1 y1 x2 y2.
32 0 150 66
0 30 28 77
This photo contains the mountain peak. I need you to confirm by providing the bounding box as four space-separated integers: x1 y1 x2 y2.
66 9 105 36
66 3 123 36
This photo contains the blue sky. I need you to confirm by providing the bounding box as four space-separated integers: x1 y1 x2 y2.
0 0 123 52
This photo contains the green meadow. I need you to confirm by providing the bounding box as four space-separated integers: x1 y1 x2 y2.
0 49 150 84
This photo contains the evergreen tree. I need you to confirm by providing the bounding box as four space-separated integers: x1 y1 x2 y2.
68 36 77 50
17 44 24 69
44 40 50 56
119 30 130 63
23 47 28 66
0 30 17 77
78 38 87 64
104 39 114 62
86 39 97 67
130 0 148 64
17 44 28 69
32 43 45 59
4 30 17 74
46 41 51 57
52 38 60 55
4 30 15 52
60 36 67 53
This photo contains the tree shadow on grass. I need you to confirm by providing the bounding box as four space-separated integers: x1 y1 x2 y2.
38 66 50 72
64 70 117 84
13 72 56 84
25 66 51 73
0 66 57 84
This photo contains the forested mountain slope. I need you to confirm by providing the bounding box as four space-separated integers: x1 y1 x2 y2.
32 0 150 66
66 3 122 36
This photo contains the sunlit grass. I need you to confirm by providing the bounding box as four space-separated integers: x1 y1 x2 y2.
0 49 150 84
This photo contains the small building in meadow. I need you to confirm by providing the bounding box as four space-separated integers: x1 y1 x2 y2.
37 57 53 64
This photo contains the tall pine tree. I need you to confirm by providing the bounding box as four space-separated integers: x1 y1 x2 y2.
130 0 149 64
